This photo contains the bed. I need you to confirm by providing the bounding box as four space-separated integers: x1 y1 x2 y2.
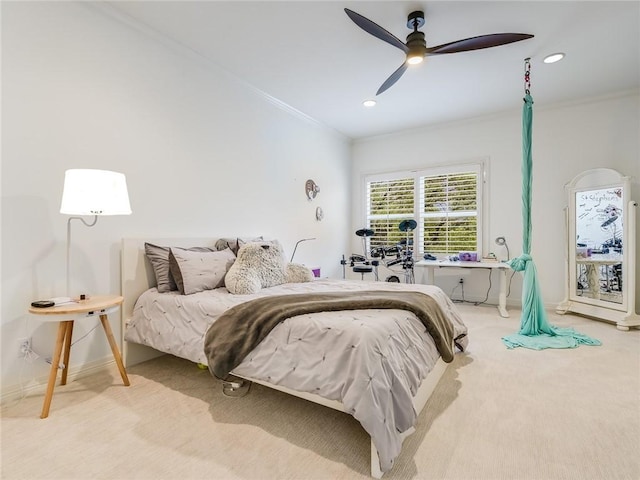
121 237 468 478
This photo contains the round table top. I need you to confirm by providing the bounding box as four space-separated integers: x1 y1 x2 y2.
28 295 123 316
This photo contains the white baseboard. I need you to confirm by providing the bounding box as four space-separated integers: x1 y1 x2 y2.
0 356 115 406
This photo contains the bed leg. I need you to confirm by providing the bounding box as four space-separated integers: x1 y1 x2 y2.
371 440 383 479
222 377 252 397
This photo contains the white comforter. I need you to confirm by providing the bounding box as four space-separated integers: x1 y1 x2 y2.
125 279 468 472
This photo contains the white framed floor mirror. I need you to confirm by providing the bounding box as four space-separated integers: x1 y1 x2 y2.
557 168 640 330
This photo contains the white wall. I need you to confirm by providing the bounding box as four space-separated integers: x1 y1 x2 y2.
351 92 640 308
1 2 351 396
3 2 638 403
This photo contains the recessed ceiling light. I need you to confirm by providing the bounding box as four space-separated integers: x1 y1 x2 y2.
543 53 565 64
363 99 376 107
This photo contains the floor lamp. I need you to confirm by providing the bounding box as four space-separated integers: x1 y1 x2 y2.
60 169 132 296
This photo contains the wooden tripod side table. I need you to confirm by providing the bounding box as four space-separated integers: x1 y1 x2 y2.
28 295 130 418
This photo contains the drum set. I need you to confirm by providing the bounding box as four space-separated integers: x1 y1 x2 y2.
340 219 417 283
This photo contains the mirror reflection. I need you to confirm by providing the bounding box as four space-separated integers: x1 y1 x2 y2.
574 186 623 304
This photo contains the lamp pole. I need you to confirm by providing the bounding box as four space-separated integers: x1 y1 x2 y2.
290 238 316 263
66 215 98 296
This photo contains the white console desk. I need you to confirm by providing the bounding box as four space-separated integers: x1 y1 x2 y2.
415 260 512 317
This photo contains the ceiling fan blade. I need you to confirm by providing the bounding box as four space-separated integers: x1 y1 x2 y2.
426 33 534 55
376 62 409 95
345 8 409 54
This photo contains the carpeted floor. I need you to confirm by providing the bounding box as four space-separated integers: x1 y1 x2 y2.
1 304 639 479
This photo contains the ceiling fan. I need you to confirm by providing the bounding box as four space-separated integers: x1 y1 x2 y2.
345 8 534 95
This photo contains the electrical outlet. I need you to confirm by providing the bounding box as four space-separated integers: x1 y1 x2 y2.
18 337 32 357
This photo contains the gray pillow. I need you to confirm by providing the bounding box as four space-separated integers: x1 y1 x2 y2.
144 242 214 293
214 236 263 255
169 247 236 295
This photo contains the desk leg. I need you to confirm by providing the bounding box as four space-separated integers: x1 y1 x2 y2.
60 321 74 386
41 321 69 419
99 314 130 386
425 266 435 285
498 269 509 318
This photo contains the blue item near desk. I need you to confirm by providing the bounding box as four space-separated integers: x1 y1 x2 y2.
458 251 478 262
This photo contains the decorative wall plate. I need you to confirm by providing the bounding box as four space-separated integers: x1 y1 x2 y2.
306 179 320 200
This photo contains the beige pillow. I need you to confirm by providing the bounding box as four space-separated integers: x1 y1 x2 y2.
144 243 214 293
169 247 236 295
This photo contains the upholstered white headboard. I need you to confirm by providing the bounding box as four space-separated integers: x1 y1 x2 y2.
120 237 217 366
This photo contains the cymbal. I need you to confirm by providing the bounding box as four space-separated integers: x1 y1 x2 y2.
355 228 375 237
399 220 417 232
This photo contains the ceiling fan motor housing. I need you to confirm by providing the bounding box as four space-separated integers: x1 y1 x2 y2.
406 12 427 62
406 31 427 62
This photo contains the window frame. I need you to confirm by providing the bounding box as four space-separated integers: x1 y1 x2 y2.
363 160 488 258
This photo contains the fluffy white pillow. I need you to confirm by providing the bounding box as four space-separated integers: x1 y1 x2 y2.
286 263 314 283
225 240 313 295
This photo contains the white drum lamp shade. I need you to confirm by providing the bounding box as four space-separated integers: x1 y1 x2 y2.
60 169 131 216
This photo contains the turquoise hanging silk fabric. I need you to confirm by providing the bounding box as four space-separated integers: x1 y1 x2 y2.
501 93 601 349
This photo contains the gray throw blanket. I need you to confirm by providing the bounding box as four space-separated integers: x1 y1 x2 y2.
204 290 455 380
